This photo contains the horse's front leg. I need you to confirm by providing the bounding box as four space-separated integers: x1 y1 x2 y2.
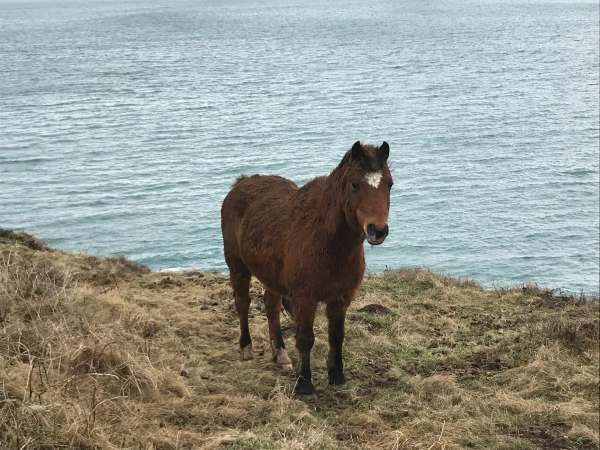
326 300 348 385
293 297 317 399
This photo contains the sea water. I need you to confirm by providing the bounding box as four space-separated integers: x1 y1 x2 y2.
1 0 598 294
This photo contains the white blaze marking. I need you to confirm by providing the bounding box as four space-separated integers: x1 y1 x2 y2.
365 171 383 188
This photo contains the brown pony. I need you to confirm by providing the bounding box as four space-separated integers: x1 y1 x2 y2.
220 141 393 398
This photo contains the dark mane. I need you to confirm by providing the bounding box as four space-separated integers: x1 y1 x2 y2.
298 175 327 193
332 144 384 176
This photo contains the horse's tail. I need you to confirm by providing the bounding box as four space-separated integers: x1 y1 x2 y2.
282 296 295 319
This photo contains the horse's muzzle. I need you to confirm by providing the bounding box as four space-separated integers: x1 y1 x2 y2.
366 224 389 245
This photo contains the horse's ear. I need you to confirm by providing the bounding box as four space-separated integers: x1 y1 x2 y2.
379 141 389 162
351 141 363 160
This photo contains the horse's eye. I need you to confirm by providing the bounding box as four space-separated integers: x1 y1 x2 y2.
351 182 360 192
388 181 394 191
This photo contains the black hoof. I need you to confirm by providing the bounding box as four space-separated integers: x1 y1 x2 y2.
295 391 318 401
328 368 346 385
294 377 317 400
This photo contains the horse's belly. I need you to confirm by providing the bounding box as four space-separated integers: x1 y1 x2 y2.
284 250 365 301
238 230 288 295
244 262 288 296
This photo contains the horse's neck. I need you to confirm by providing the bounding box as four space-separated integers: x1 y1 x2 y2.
319 174 363 252
295 169 363 248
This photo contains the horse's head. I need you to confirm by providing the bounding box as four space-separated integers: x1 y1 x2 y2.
342 141 393 245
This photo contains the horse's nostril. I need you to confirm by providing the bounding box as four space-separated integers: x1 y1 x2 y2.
367 224 388 239
375 224 389 239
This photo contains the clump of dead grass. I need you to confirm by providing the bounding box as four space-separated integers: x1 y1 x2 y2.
0 241 184 449
0 229 50 251
73 254 150 286
384 267 481 290
538 315 599 354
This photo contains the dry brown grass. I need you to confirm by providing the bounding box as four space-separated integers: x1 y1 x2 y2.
0 233 598 449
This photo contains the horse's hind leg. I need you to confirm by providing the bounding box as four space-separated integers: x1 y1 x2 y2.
264 289 292 370
229 266 253 360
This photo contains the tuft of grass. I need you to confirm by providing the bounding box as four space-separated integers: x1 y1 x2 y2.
0 232 598 449
0 229 50 251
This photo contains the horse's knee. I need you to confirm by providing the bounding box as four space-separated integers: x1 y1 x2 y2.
328 325 344 347
296 328 315 352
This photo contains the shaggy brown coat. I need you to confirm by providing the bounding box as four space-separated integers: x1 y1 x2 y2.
221 141 393 397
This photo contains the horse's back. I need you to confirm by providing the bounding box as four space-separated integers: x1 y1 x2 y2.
222 174 297 221
221 175 298 275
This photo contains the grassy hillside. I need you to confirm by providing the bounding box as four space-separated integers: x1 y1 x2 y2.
0 230 598 449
